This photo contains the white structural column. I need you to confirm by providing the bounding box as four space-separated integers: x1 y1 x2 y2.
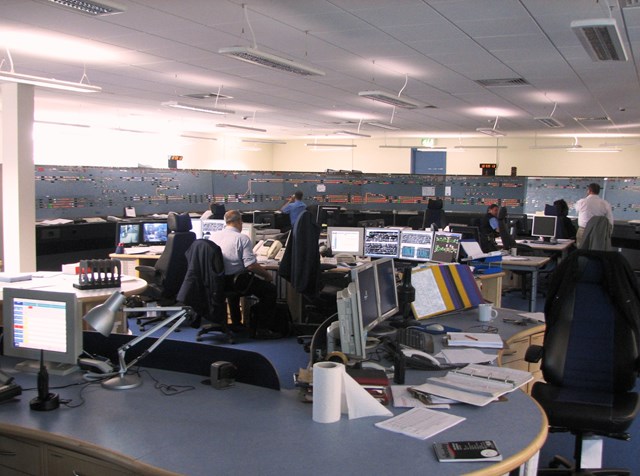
2 83 36 272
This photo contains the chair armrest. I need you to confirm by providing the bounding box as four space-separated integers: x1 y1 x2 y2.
525 345 543 363
135 265 160 281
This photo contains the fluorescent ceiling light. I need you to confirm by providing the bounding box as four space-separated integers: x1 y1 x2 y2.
454 145 508 149
529 144 579 150
180 134 217 141
35 0 124 15
0 71 101 93
218 46 325 76
535 117 564 128
305 143 356 148
334 130 371 138
216 123 267 132
366 122 401 130
476 127 506 137
242 139 287 145
162 101 233 115
358 90 425 109
567 147 621 153
571 18 628 61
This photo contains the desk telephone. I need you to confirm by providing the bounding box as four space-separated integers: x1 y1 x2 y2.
253 239 283 260
0 369 22 402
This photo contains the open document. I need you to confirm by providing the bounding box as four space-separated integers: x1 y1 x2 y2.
412 364 533 407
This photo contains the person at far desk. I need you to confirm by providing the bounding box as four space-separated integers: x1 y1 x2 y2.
280 190 307 227
478 203 500 252
210 210 281 339
574 182 613 247
553 198 576 240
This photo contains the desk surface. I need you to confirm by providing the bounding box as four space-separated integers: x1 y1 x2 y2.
0 308 547 476
0 274 147 302
501 255 550 268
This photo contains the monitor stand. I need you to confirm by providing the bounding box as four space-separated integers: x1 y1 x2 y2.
367 323 397 339
15 359 79 376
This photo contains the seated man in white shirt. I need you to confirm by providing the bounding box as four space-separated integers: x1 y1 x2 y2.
210 210 281 339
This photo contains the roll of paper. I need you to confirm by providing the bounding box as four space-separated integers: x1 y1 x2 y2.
312 361 344 423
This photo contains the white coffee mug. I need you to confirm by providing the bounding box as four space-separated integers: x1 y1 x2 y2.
478 303 498 322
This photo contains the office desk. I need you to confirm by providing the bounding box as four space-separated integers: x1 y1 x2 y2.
110 252 163 277
516 239 574 261
0 274 147 330
0 359 547 476
501 256 551 312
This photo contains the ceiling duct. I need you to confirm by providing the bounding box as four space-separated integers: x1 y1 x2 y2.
571 18 628 61
218 46 325 76
358 90 428 109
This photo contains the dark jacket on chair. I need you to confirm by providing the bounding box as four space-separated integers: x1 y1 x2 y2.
279 210 321 298
176 239 227 325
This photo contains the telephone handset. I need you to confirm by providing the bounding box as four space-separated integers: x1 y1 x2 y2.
253 239 283 259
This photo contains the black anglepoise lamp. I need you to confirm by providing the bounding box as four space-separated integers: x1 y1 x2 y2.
83 291 190 390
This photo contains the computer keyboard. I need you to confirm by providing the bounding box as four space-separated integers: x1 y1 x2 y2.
396 328 434 354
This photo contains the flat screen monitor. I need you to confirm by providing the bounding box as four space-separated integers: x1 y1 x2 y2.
363 228 401 259
142 222 168 245
201 219 226 238
448 224 480 244
316 205 341 227
327 226 364 257
116 223 141 246
374 257 399 320
2 288 81 375
507 214 529 236
399 230 433 262
531 215 557 240
431 231 462 263
351 263 379 331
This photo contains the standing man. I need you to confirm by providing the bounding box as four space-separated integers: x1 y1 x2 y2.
210 210 281 339
478 203 500 252
575 183 614 247
281 190 306 228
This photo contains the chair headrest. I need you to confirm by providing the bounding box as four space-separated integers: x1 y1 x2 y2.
168 212 192 232
498 206 508 220
427 198 443 210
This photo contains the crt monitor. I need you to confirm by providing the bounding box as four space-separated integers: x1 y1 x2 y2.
116 223 141 246
2 288 82 375
363 228 401 259
531 215 557 240
142 222 168 245
253 211 276 227
316 205 341 227
399 230 433 262
327 226 364 257
431 231 462 263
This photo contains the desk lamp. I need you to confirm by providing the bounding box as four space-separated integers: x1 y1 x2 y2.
83 291 190 390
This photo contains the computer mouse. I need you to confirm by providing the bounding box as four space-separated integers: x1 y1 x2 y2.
424 323 445 332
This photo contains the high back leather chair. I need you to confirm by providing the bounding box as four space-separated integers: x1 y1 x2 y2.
424 198 447 230
134 212 196 330
176 239 235 343
526 250 640 474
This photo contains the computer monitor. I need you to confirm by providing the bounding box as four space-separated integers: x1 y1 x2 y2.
507 214 529 236
374 257 400 321
116 223 141 246
2 288 82 375
336 283 366 359
531 215 557 241
448 224 480 244
327 226 364 257
316 205 341 228
431 231 462 263
350 263 379 332
201 219 226 238
190 218 203 239
253 211 275 227
242 223 256 245
363 228 401 259
142 222 168 245
399 230 433 262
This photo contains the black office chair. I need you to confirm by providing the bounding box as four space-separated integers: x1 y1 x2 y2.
176 239 236 343
280 210 349 334
526 250 640 475
133 212 196 330
424 198 447 230
407 215 424 230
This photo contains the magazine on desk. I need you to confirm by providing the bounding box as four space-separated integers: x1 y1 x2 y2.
446 332 503 349
412 364 533 407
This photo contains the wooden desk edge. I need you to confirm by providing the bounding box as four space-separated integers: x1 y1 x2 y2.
0 422 178 476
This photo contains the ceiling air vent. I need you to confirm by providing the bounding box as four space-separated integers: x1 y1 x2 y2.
571 18 628 61
535 117 564 128
475 78 530 87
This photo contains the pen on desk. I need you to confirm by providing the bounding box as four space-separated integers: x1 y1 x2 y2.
465 334 478 341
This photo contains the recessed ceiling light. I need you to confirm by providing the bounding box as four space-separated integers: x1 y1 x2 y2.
35 0 124 16
571 18 628 61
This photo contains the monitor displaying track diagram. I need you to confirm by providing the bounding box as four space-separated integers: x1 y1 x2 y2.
399 230 434 262
363 228 401 259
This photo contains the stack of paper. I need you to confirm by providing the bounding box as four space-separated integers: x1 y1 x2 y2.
446 332 503 349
